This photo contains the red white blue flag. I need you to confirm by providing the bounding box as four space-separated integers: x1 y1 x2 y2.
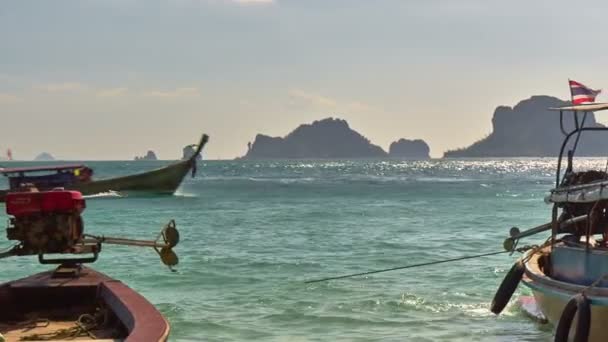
569 79 601 104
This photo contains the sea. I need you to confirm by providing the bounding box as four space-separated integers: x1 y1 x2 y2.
2 158 603 341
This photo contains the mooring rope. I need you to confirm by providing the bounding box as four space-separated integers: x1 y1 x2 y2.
305 243 547 284
305 250 510 284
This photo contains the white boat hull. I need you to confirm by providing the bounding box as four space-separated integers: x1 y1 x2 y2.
524 278 608 342
522 247 608 342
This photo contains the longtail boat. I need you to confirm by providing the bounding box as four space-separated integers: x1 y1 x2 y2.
0 189 179 341
0 134 209 202
491 101 608 341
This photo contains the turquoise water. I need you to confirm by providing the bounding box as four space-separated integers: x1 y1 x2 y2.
2 158 601 341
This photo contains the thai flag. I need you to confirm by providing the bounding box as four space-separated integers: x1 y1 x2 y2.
569 80 601 104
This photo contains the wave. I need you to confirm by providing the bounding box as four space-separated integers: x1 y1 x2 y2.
414 177 476 183
199 175 481 185
397 292 498 317
174 189 198 197
83 190 125 199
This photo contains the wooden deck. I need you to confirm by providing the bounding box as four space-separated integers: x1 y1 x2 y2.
1 319 122 341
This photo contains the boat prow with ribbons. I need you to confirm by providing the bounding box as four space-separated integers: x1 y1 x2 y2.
491 80 608 341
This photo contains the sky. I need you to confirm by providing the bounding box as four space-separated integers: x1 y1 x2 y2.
2 0 608 160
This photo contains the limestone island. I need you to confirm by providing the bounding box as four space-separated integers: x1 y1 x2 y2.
240 118 387 159
443 95 608 157
34 152 55 161
182 145 202 161
389 139 430 159
134 150 158 161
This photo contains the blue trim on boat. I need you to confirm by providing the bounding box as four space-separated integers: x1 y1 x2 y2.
551 244 608 287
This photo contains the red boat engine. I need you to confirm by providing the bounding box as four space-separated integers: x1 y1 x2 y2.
5 189 86 255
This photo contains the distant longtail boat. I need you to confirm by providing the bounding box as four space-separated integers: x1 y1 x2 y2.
0 134 209 202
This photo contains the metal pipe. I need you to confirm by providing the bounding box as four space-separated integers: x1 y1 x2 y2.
571 112 588 156
80 237 169 249
560 110 568 136
504 213 588 251
555 127 608 187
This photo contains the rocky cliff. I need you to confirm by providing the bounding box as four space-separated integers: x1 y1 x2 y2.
240 118 387 159
389 139 430 159
134 150 158 161
443 96 608 157
182 145 202 161
34 152 55 161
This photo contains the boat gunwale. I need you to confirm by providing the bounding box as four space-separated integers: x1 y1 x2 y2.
0 164 87 175
547 180 608 203
550 180 608 194
100 279 170 342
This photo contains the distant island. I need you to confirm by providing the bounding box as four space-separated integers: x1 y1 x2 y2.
34 152 55 161
389 139 430 159
240 118 388 159
134 150 158 161
182 145 202 161
443 95 608 157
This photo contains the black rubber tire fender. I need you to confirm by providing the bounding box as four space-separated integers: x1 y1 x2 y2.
491 260 524 314
554 294 591 342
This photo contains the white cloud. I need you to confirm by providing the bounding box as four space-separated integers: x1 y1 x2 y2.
0 93 21 104
178 0 274 5
288 88 377 113
143 87 201 99
231 0 274 3
289 89 337 108
96 87 129 98
348 101 374 112
35 82 86 92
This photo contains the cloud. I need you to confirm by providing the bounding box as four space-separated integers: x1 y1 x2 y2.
231 0 274 3
181 0 274 5
288 88 377 113
96 87 129 98
0 93 21 104
35 82 86 92
348 101 374 112
289 89 337 108
143 87 201 99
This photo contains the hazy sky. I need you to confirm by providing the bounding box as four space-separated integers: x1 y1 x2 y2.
2 0 608 160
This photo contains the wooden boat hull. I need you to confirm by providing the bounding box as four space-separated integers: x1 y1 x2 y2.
70 158 195 196
0 266 169 342
522 249 608 342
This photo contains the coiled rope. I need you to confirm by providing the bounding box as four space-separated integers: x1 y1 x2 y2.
19 308 108 341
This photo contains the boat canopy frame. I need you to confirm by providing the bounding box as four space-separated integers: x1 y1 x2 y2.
0 164 86 176
548 103 608 247
552 103 608 188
